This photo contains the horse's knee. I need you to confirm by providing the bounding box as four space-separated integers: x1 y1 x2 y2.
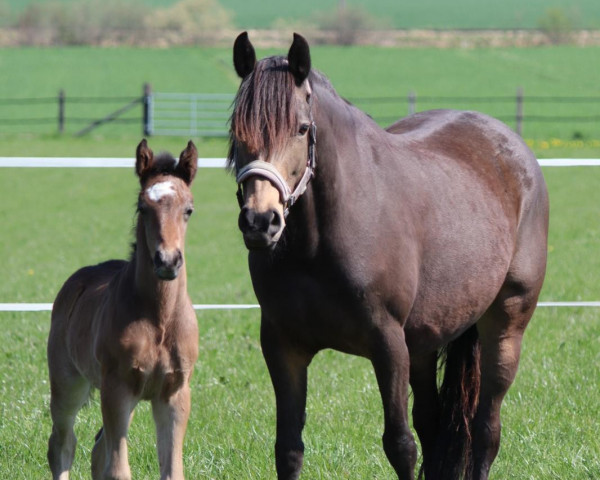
382 427 417 477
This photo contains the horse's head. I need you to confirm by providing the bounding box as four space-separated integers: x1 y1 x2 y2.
135 139 197 280
229 32 316 250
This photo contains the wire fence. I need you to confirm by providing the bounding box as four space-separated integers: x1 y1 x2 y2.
1 87 599 138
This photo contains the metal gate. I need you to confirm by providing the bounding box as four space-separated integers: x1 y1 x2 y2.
149 92 234 137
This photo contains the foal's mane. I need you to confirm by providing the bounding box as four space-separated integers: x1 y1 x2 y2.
138 152 181 185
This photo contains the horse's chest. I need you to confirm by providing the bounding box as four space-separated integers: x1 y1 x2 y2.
114 328 190 401
132 360 185 401
255 268 377 355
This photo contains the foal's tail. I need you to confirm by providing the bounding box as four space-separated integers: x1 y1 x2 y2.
431 325 481 480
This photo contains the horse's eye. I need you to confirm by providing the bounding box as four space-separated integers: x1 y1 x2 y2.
298 124 310 136
137 203 148 215
184 207 194 219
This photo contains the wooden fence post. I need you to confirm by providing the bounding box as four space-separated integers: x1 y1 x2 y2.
408 90 416 115
516 87 523 136
58 89 65 134
143 83 152 136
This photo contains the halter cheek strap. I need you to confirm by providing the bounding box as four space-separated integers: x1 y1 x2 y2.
236 121 317 218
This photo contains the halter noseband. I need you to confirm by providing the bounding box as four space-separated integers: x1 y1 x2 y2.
235 121 317 218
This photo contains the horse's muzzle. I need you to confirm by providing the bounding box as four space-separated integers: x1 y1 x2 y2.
238 207 283 250
154 249 183 280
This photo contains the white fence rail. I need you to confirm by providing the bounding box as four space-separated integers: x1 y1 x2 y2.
2 158 600 168
1 302 599 312
1 157 599 311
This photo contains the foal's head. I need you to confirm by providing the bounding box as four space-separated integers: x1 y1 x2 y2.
135 139 197 280
229 32 316 250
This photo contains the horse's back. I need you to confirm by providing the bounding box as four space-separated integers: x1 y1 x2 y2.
387 109 546 220
50 260 126 348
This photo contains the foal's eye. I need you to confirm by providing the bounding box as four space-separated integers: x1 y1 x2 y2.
298 124 310 136
184 207 194 219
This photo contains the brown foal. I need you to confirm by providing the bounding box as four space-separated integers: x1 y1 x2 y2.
47 140 199 480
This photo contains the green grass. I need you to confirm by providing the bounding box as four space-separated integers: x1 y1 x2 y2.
5 0 600 29
1 310 598 478
0 42 599 477
2 45 600 151
1 162 600 478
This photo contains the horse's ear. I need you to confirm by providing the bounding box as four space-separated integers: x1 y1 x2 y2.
176 140 198 185
135 139 153 182
288 33 311 86
233 31 256 79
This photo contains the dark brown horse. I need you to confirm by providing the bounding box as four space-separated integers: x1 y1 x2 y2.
47 140 199 480
229 32 548 479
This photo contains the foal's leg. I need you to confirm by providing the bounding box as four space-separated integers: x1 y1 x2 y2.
152 383 192 480
261 320 313 480
471 286 536 480
47 371 91 480
409 353 440 479
91 373 136 480
370 323 417 479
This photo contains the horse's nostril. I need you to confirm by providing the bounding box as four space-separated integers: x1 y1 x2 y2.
154 250 164 268
239 206 254 232
154 249 182 269
270 209 282 227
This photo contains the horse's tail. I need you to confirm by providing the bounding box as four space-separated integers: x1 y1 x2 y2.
431 324 481 480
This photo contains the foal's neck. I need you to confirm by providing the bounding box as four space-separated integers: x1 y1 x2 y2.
131 227 188 323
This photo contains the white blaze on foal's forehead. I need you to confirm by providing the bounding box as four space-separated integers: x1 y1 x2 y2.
146 181 176 202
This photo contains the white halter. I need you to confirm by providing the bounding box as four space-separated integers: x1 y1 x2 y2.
236 121 317 218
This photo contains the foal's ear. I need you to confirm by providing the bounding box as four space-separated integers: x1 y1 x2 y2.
135 139 153 182
233 31 256 79
176 140 198 185
288 33 311 86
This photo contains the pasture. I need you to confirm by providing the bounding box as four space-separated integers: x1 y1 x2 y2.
4 0 600 29
0 164 599 478
1 45 600 157
1 40 600 478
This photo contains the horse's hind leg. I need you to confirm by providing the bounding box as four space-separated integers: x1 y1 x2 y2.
47 367 91 480
409 353 440 479
471 279 541 480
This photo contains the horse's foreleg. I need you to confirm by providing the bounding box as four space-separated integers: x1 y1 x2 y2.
261 320 313 480
370 323 417 480
152 383 191 480
93 373 136 480
409 353 440 479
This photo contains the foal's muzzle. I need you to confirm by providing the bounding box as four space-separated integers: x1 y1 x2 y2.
238 206 284 250
153 249 183 280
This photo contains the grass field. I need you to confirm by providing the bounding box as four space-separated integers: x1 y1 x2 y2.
1 40 600 478
1 163 600 478
1 45 600 158
4 0 600 29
